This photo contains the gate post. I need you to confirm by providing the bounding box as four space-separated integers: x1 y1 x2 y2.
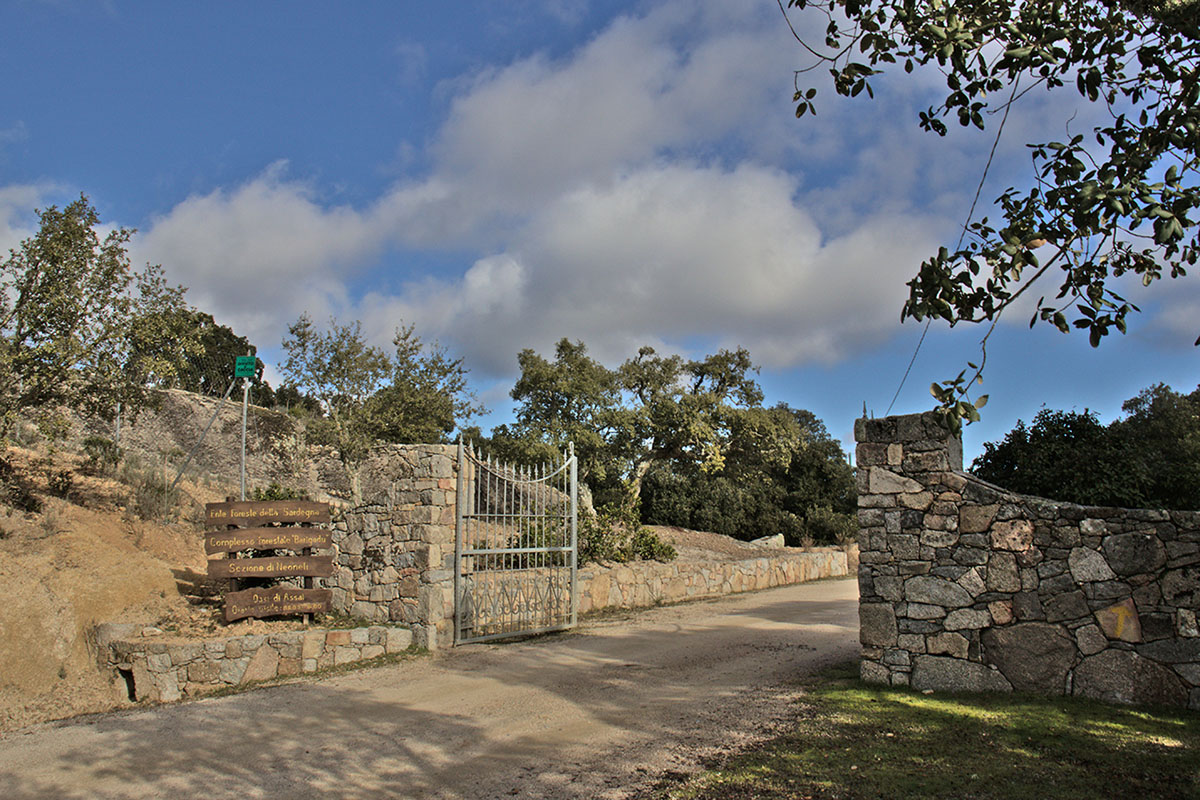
454 437 464 645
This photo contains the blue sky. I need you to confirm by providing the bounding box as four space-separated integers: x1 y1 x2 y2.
2 0 1196 462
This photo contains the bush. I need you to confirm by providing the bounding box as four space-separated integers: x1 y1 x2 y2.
579 499 676 564
0 455 41 513
800 505 858 547
250 482 310 501
132 468 175 520
82 435 123 476
47 468 73 499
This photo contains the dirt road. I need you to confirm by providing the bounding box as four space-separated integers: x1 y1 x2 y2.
0 577 858 799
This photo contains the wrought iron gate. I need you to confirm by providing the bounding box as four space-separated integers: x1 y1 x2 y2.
454 440 577 644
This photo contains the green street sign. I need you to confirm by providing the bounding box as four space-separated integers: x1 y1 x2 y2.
234 356 257 378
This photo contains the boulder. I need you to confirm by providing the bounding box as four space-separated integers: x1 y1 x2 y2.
904 576 973 608
1068 547 1116 583
1073 649 1188 707
860 603 898 648
911 655 1012 693
981 622 1076 693
1102 533 1166 576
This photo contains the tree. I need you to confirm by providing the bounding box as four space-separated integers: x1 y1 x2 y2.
782 0 1199 425
640 404 857 544
971 408 1145 506
0 195 191 438
165 309 259 397
971 383 1200 509
280 314 391 497
280 315 485 499
361 323 486 445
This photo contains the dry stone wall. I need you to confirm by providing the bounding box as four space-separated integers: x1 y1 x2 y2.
578 547 851 613
321 445 458 649
102 623 414 703
856 412 1200 709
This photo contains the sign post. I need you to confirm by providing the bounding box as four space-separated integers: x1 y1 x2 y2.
234 355 256 501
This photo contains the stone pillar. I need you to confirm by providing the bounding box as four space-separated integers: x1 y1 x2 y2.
854 412 973 687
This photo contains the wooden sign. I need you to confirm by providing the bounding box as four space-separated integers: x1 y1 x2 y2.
207 555 334 580
205 500 330 528
224 587 332 623
205 527 333 554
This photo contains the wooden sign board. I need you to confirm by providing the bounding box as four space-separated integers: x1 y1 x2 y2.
225 587 332 622
206 500 330 528
205 527 333 554
208 555 334 580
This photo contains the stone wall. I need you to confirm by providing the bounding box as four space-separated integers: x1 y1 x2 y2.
320 445 458 649
855 412 1200 709
578 547 852 614
102 623 414 703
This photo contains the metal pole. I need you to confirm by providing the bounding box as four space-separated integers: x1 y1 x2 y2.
240 375 249 501
454 437 465 645
569 441 578 628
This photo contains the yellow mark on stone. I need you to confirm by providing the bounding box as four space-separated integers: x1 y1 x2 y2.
1095 598 1142 643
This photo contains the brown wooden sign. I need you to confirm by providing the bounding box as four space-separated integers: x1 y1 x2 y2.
205 500 330 528
205 527 333 554
224 587 332 622
207 555 334 580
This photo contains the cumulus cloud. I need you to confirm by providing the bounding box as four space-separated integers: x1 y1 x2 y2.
86 1 948 374
359 164 940 372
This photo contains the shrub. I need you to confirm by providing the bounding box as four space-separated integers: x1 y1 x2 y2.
579 498 676 564
47 468 73 499
82 436 123 476
250 482 310 501
132 468 175 521
800 505 858 547
0 455 41 513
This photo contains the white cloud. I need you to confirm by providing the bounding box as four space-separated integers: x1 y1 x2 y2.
0 184 52 255
359 164 940 373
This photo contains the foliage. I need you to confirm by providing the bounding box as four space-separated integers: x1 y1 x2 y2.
579 498 677 564
360 323 486 445
131 466 174 521
148 308 260 397
499 338 765 509
280 314 391 480
46 468 73 500
658 662 1200 800
0 455 42 513
783 0 1200 427
250 482 310 501
972 383 1200 509
0 195 193 438
281 314 483 500
82 435 123 476
641 404 857 545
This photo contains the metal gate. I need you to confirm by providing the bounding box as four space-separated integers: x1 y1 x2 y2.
454 440 577 644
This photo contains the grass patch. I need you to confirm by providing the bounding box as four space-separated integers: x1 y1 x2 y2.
655 662 1200 800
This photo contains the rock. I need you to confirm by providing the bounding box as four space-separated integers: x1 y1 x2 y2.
926 632 969 658
1074 625 1108 656
1136 638 1200 664
750 533 785 549
1179 609 1199 638
1094 598 1142 642
869 468 924 495
991 520 1034 551
988 600 1013 625
1161 566 1200 606
981 622 1076 693
959 504 998 534
1080 518 1107 535
957 567 986 597
943 608 992 630
860 603 898 647
905 603 947 619
986 552 1021 592
1102 533 1166 576
1073 649 1188 706
1013 592 1044 621
860 660 890 684
1044 590 1090 623
910 655 1013 693
904 576 973 608
241 646 280 683
1068 547 1116 583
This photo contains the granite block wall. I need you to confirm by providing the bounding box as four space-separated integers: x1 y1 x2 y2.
856 411 1200 710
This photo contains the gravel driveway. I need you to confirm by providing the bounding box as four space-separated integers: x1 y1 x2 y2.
0 577 858 799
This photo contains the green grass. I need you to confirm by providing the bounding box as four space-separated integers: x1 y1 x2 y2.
656 663 1200 800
